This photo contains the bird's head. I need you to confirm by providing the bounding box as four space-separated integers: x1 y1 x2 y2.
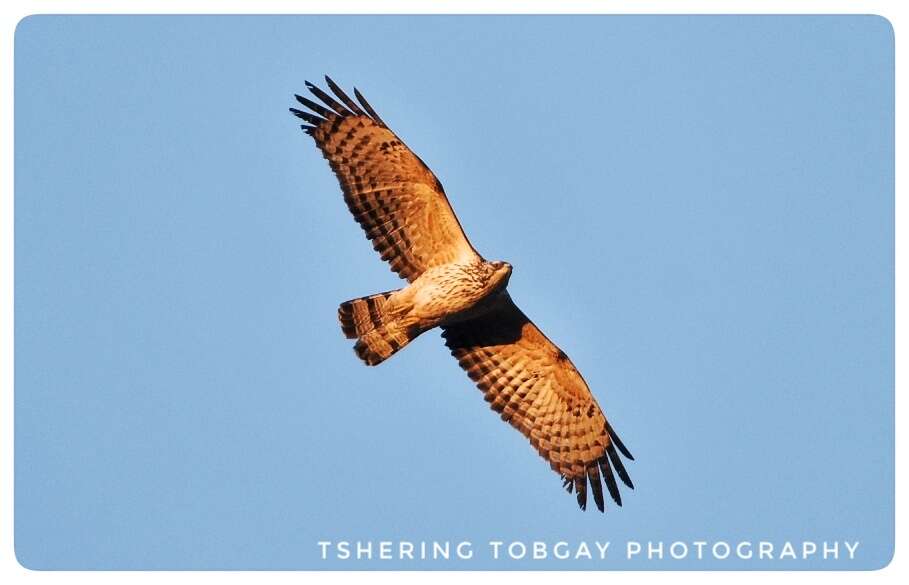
488 260 513 291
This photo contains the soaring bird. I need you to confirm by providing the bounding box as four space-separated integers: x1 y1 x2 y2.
290 77 634 512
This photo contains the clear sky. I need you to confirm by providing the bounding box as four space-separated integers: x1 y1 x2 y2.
14 15 893 570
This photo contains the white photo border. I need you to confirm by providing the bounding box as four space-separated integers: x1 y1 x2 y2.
0 1 902 583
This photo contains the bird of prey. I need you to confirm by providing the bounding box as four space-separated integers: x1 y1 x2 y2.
290 77 634 512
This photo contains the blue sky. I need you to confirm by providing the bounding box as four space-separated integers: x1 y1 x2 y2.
14 15 893 569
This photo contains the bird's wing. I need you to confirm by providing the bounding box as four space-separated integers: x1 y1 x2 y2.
441 293 634 512
291 77 482 283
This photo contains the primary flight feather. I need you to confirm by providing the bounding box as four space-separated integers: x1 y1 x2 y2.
290 76 634 512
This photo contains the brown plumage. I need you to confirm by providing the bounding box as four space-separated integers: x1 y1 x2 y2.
441 294 634 511
291 76 634 512
291 80 478 283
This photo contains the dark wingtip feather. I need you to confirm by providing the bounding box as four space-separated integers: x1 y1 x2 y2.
605 419 634 460
289 107 325 126
294 94 336 119
353 87 386 127
306 80 352 116
562 475 573 494
606 443 634 490
587 466 605 513
325 75 367 117
574 476 587 511
599 457 623 507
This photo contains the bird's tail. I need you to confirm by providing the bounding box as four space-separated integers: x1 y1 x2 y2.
338 291 421 366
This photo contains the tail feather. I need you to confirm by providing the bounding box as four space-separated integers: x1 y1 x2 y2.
354 324 419 365
338 291 396 339
338 290 420 365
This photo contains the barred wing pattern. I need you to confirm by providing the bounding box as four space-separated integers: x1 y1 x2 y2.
441 294 634 512
291 77 481 282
